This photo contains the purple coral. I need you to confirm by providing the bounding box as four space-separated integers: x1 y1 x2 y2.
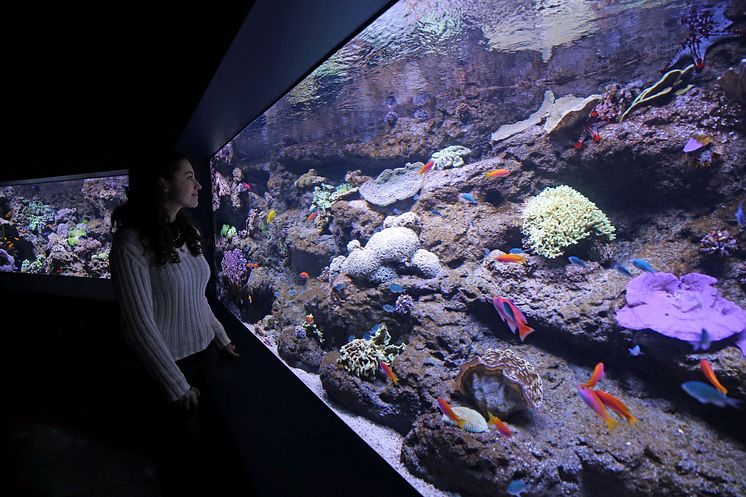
394 293 414 315
0 248 14 272
616 272 746 348
221 248 247 290
700 229 737 257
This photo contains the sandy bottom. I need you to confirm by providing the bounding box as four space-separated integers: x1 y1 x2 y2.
242 322 455 497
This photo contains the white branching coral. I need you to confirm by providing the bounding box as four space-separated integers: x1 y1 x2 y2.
521 185 615 258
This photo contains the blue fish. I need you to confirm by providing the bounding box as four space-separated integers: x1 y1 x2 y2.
383 304 395 313
288 288 296 297
509 248 524 254
691 328 711 352
389 283 404 293
273 290 281 297
507 479 528 496
484 248 491 257
430 209 444 217
362 331 372 341
347 335 356 343
462 193 477 204
393 208 400 215
737 201 744 228
413 193 420 201
631 258 655 274
628 344 643 357
568 256 587 267
681 381 742 408
333 282 345 291
613 263 633 277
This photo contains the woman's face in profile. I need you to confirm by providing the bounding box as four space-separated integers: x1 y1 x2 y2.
164 159 202 210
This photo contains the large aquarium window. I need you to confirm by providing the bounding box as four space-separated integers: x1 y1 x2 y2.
210 0 746 495
0 172 127 278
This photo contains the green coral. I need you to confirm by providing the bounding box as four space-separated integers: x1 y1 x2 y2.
67 225 87 247
221 224 237 239
337 323 406 381
309 183 357 230
21 255 45 273
25 200 54 234
522 185 615 259
91 251 109 262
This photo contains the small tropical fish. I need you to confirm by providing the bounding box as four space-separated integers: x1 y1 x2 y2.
683 134 713 153
393 208 400 215
418 160 434 175
380 361 399 385
593 389 638 426
273 290 281 297
245 262 261 269
238 182 251 192
578 385 618 429
266 209 276 223
288 288 297 297
299 272 309 280
383 304 395 312
487 412 512 438
304 315 314 324
496 253 526 264
485 169 510 178
493 296 535 342
613 263 633 277
506 479 528 496
509 248 524 254
736 201 744 228
628 344 643 357
631 258 654 273
413 193 420 201
347 334 355 342
691 329 711 352
700 359 727 395
333 282 345 291
430 209 444 217
436 397 465 430
681 381 741 408
483 248 491 257
307 211 318 222
389 283 403 293
568 255 588 267
582 362 605 389
462 193 477 204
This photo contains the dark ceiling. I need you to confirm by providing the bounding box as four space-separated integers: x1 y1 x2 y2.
5 2 255 182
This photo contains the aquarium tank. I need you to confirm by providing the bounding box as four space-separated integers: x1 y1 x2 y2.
0 172 127 278
209 0 746 495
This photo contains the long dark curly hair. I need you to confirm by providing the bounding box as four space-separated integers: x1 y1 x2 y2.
111 149 202 265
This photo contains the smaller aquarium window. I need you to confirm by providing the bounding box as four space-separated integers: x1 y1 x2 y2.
0 171 128 278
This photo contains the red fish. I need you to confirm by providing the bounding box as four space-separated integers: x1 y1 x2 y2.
594 389 638 426
307 211 318 222
496 253 526 264
418 160 434 175
487 412 512 438
700 359 727 395
242 182 251 190
492 296 535 342
485 169 510 179
299 271 309 280
437 397 465 430
578 385 618 429
582 363 605 389
380 361 399 386
304 315 314 324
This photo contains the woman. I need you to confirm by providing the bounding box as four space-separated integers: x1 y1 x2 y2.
110 149 239 410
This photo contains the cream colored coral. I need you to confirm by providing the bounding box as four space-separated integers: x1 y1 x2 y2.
521 185 615 258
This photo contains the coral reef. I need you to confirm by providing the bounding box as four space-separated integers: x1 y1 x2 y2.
336 323 405 381
619 64 694 122
718 58 746 104
700 228 738 257
429 145 471 170
521 185 616 259
359 163 423 207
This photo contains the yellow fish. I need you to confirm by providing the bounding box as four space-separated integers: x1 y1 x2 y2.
266 209 276 223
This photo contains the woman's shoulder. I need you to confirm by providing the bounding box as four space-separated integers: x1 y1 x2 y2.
112 228 145 250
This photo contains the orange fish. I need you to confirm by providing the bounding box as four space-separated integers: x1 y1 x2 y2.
593 389 638 426
380 361 399 386
304 315 314 324
487 412 512 438
496 253 526 264
418 160 434 175
582 363 605 389
246 263 261 269
578 385 618 430
485 169 510 178
307 211 318 222
299 271 309 280
436 397 465 430
700 359 727 395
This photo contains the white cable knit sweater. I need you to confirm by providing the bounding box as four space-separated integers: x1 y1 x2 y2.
110 228 231 401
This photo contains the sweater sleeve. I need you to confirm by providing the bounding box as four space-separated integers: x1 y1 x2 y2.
110 232 190 402
209 309 231 347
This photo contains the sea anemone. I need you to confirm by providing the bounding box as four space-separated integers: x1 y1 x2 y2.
700 229 737 257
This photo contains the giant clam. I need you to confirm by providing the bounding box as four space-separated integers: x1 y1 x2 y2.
454 348 543 418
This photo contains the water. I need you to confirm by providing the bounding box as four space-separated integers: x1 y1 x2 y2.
210 0 746 495
0 175 127 277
